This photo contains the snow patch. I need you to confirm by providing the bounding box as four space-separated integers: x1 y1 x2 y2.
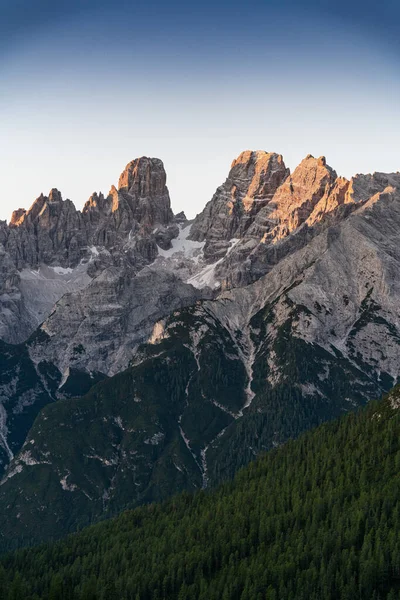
157 224 205 261
50 266 73 275
187 238 240 289
89 245 99 257
86 454 119 466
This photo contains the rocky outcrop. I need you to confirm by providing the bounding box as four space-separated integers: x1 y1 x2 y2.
0 157 180 344
81 157 174 250
189 151 289 261
2 157 174 271
249 154 337 240
6 189 85 269
28 266 212 378
214 159 400 289
118 157 174 228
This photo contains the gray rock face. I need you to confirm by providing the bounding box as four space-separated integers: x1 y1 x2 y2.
29 267 211 378
189 151 289 262
7 189 86 269
0 157 178 344
214 183 400 386
117 157 174 228
3 157 174 273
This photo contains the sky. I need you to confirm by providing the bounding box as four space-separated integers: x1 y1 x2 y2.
0 0 400 221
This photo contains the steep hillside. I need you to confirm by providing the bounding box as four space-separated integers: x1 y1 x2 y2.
2 387 400 599
0 338 106 475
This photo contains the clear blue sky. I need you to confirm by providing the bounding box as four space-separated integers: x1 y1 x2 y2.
1 0 399 221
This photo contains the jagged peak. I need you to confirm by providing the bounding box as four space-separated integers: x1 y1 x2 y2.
230 149 285 169
294 154 335 176
48 188 63 203
118 156 168 198
10 208 27 227
82 192 106 210
174 211 187 223
227 150 289 192
15 193 47 225
189 149 290 254
108 185 121 213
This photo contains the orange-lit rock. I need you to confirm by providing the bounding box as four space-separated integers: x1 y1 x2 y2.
189 150 289 261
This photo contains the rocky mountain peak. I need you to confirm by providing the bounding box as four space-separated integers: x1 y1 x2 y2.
247 154 338 242
10 193 47 228
116 157 173 229
189 150 289 261
82 191 109 213
174 211 187 223
48 188 63 203
9 208 26 227
107 185 121 213
118 157 166 197
210 154 400 290
228 150 290 212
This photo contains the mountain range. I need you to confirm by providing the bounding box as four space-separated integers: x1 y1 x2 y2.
1 149 400 548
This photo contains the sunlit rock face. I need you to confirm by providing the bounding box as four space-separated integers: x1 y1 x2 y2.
82 157 175 249
189 150 289 262
213 157 400 289
249 155 338 241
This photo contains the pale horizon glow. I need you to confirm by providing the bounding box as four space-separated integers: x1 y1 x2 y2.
1 3 400 222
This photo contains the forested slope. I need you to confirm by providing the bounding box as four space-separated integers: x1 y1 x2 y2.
2 387 400 600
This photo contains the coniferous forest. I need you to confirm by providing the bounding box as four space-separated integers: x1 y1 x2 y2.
1 387 400 600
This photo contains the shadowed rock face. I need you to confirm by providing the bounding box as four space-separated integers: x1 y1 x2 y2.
4 157 174 273
118 157 173 227
0 157 179 345
7 190 85 269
